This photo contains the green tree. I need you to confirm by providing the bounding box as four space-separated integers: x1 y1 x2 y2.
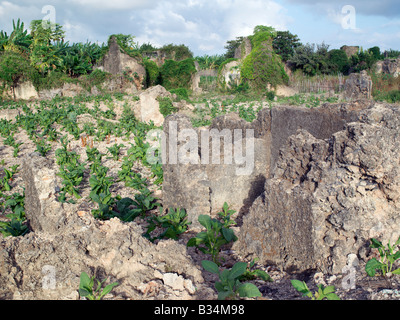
290 42 332 76
59 41 103 76
110 34 140 58
241 38 288 91
328 49 350 74
350 48 376 72
272 30 301 62
368 46 383 61
29 20 66 74
195 54 226 70
248 25 277 49
224 36 244 59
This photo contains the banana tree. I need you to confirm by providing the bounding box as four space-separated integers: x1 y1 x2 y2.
0 19 32 55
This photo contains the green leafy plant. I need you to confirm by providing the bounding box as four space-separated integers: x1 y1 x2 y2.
57 162 86 201
131 188 159 217
201 260 262 300
157 96 177 117
365 237 400 277
238 258 272 282
0 165 18 192
127 136 150 163
143 208 191 242
0 218 28 237
217 202 237 228
78 271 119 300
34 137 52 156
106 143 124 161
0 169 13 192
291 280 340 300
0 191 28 237
55 136 78 166
90 192 117 220
124 172 148 190
89 167 114 202
187 214 237 264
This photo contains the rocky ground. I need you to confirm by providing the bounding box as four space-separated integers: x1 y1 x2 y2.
1 94 400 301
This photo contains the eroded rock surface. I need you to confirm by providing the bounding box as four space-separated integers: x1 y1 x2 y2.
0 153 206 300
235 103 400 274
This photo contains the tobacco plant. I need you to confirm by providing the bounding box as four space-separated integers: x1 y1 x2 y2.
0 190 28 237
201 260 262 300
107 143 124 161
143 207 191 242
238 258 272 282
365 236 400 277
291 280 340 300
78 272 119 300
187 214 237 265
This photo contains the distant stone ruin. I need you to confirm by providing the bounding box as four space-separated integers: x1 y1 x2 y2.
95 35 146 90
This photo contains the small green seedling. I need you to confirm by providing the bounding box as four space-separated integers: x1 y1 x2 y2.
217 202 237 228
365 236 400 277
107 143 124 161
78 272 119 300
291 280 340 300
144 208 191 242
202 260 262 300
187 214 237 265
0 218 28 237
239 258 272 282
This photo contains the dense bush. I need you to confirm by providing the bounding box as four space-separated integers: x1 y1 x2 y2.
160 43 193 61
241 38 288 91
272 30 301 62
328 49 350 74
159 58 196 90
144 59 160 87
0 51 37 97
157 96 177 116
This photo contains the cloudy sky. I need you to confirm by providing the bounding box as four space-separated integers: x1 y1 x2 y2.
0 0 399 56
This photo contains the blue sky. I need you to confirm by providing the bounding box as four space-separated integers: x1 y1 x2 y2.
0 0 399 56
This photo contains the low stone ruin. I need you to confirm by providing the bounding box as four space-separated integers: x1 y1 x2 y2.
343 71 373 100
375 57 400 78
162 100 400 274
162 100 366 223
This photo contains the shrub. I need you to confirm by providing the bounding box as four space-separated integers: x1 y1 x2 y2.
328 49 350 74
160 43 193 61
159 58 196 90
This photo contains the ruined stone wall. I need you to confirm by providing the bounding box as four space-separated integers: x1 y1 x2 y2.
162 101 369 226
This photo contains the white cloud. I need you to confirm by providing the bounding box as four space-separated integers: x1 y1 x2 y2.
222 0 291 39
126 0 291 55
66 0 155 10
